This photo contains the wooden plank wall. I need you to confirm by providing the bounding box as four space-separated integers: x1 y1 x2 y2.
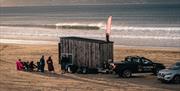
60 38 113 69
99 43 113 66
58 43 61 64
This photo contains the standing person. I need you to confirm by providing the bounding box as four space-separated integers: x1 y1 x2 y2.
65 55 70 72
61 55 66 74
46 56 54 73
40 55 45 72
16 59 24 71
37 62 41 72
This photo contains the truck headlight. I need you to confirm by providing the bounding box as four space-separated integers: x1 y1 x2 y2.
109 63 116 70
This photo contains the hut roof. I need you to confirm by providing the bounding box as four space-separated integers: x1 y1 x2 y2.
60 37 113 44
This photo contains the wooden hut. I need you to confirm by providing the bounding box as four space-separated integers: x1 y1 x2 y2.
58 37 113 72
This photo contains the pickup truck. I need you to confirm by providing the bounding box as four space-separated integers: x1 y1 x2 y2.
111 56 165 78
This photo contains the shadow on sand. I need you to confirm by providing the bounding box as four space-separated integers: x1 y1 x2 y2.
23 70 62 78
23 70 89 81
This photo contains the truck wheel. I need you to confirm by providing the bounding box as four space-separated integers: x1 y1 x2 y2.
118 72 122 77
173 75 180 84
82 67 88 74
67 65 77 73
154 68 161 75
122 69 132 78
67 66 72 73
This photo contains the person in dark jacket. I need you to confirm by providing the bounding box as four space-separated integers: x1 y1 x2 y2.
24 61 29 71
61 55 71 73
61 55 66 74
40 55 45 72
65 56 70 72
46 56 54 72
37 62 41 72
29 61 37 72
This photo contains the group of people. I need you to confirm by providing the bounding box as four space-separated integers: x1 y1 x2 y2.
16 55 54 73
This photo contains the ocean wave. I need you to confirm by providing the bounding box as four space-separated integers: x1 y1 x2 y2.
111 35 180 40
0 23 102 30
55 22 180 31
55 22 104 30
1 25 180 40
1 23 180 40
56 22 180 31
107 26 180 31
1 23 180 31
61 35 180 40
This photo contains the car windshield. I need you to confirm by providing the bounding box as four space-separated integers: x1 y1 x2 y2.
169 64 180 70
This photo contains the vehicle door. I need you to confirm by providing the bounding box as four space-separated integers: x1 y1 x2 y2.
141 58 154 72
131 57 143 73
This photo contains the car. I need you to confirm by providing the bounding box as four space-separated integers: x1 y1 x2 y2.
111 56 165 78
157 62 180 84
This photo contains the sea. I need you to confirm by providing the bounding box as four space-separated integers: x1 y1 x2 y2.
0 4 180 48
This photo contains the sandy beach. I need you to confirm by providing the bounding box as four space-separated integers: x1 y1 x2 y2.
1 2 180 90
0 24 180 91
0 41 180 91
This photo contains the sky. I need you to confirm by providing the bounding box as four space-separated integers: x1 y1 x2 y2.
1 0 180 7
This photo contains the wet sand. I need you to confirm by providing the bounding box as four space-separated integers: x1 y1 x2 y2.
1 26 180 47
0 44 180 91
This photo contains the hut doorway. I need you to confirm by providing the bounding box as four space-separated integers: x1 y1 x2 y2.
61 53 73 64
61 53 75 73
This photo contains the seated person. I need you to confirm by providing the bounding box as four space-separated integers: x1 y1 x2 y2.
16 59 24 71
29 61 37 71
23 61 30 71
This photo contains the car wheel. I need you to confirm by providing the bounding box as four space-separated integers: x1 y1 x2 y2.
173 75 180 84
122 69 132 78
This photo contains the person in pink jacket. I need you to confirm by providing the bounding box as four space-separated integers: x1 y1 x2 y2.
16 59 24 71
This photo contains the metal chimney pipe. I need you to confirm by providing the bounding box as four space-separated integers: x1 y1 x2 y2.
106 33 110 42
106 16 112 42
